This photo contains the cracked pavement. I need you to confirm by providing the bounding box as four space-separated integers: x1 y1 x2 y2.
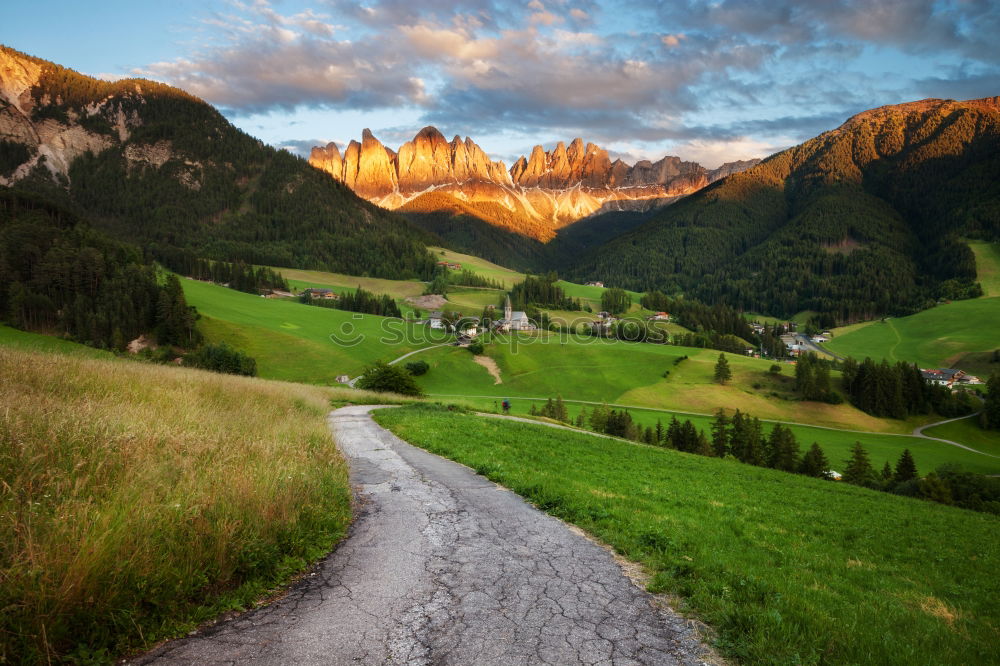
132 405 716 665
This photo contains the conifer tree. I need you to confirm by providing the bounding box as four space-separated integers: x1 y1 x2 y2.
984 374 1000 430
710 409 729 457
643 426 657 445
767 424 801 472
714 353 732 384
893 449 918 484
589 403 610 432
843 442 878 487
695 431 714 457
881 461 893 483
554 395 569 422
655 419 665 446
666 416 681 449
575 408 587 428
799 443 830 478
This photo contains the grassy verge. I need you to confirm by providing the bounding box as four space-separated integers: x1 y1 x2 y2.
0 348 357 663
373 405 999 665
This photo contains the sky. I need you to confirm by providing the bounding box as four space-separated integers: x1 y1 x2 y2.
3 0 998 168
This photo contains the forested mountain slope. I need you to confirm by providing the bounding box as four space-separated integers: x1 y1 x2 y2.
0 46 436 279
569 97 1000 322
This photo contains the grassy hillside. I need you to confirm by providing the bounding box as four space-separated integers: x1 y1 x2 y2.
373 405 1000 665
0 348 359 663
969 241 1000 297
924 415 1000 457
416 340 931 434
428 246 526 287
276 267 426 300
824 296 1000 368
181 278 442 382
0 324 113 358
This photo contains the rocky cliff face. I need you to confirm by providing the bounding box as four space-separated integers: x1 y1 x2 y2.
0 47 199 188
309 127 759 239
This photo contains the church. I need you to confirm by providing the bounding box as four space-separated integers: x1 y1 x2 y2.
494 296 536 332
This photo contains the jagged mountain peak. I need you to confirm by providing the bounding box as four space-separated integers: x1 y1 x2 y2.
308 126 760 240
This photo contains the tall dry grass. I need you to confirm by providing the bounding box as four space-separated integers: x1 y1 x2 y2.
0 348 354 663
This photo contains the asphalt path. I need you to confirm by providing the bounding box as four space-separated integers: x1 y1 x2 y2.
132 405 716 665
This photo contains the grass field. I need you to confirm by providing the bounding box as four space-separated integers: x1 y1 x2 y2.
181 278 443 382
969 241 1000 297
823 297 1000 369
0 348 363 664
274 267 426 300
428 246 526 287
373 405 1000 665
415 339 936 434
924 415 1000 458
0 324 113 358
823 241 1000 370
441 394 1000 476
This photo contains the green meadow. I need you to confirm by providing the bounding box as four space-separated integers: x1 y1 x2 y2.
0 324 113 358
924 415 1000 458
180 278 444 382
428 246 526 287
824 241 1000 369
442 395 1000 476
823 296 1000 369
373 405 1000 666
415 339 935 434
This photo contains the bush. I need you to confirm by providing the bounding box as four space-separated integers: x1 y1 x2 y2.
769 364 782 375
405 360 429 376
468 340 485 355
356 361 423 396
184 342 257 376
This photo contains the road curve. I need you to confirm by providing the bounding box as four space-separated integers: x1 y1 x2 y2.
132 405 715 665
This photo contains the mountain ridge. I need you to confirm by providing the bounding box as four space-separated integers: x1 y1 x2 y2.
309 126 759 240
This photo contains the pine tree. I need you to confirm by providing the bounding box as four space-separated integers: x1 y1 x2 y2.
589 403 610 432
710 409 729 457
714 353 732 384
893 449 918 484
666 416 681 449
842 442 878 487
881 461 893 483
799 443 830 478
767 424 801 472
984 374 1000 430
554 395 569 422
575 409 586 428
643 426 657 445
695 431 714 456
655 419 665 446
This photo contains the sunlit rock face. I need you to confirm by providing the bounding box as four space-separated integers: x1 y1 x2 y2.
309 126 760 240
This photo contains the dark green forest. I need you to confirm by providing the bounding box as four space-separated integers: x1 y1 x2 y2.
0 191 197 349
566 99 1000 322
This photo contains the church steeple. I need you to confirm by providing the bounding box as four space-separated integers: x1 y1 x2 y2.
504 295 512 321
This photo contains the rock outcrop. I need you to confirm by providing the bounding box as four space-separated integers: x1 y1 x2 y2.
309 126 760 239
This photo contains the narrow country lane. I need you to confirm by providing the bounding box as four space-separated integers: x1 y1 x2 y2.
131 405 716 665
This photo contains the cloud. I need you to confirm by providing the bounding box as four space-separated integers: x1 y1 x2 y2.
139 0 1000 165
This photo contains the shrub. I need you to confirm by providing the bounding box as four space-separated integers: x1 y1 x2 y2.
769 364 782 374
184 342 257 376
356 361 423 396
468 340 485 355
405 360 429 376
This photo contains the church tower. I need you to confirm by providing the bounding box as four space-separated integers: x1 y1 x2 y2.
504 295 512 322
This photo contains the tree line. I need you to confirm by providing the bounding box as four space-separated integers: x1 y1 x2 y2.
300 286 402 318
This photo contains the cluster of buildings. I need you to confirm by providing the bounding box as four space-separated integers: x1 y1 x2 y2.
302 287 339 300
436 261 463 270
919 368 984 387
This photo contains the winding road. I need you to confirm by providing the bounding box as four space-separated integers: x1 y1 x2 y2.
133 405 716 665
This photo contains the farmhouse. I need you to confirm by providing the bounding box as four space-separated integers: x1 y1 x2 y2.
436 261 462 270
303 288 338 300
585 281 604 287
648 311 671 321
920 368 982 387
428 311 445 329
